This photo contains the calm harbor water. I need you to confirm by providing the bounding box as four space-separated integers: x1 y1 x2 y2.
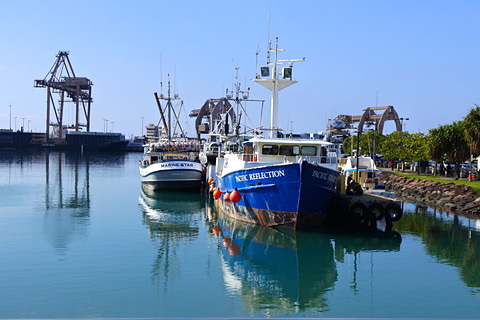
1 151 479 319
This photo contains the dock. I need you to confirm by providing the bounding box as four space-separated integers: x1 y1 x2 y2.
328 191 403 228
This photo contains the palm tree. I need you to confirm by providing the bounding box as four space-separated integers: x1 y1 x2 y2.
463 104 480 157
429 122 469 178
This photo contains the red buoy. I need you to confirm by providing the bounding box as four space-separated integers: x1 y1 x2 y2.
228 242 240 255
212 225 221 236
230 188 241 203
224 192 231 203
213 188 221 199
208 177 214 184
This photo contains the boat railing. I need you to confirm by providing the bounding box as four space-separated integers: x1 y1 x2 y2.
237 151 337 165
297 153 338 166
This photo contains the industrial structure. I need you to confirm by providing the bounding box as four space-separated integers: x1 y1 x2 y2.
189 98 238 140
326 106 405 141
34 51 93 141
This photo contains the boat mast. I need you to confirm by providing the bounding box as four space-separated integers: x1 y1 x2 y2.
252 37 304 138
154 74 185 141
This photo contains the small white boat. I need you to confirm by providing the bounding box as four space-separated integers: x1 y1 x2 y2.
139 78 204 191
140 139 204 190
339 155 382 191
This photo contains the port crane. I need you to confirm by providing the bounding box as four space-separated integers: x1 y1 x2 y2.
35 51 93 140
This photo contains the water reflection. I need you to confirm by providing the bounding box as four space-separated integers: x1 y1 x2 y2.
0 151 127 256
138 186 203 288
42 152 92 255
207 204 402 315
396 204 480 291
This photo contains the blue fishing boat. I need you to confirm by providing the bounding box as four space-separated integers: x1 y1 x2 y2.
210 38 340 230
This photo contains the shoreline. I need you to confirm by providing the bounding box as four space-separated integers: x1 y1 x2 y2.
379 170 480 218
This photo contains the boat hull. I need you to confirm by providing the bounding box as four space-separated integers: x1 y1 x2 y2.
213 161 339 229
140 161 204 191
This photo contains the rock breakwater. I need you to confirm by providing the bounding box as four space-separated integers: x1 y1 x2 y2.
380 172 480 216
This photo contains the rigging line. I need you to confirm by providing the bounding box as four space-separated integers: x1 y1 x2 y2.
180 101 192 137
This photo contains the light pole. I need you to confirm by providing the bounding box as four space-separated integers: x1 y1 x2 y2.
141 117 144 136
9 105 11 130
400 117 409 132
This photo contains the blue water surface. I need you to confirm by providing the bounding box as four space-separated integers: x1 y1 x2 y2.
0 151 479 318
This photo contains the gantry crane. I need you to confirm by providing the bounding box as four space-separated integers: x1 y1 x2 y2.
327 105 403 136
34 51 93 140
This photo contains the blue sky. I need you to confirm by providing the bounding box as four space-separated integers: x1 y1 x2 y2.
1 0 479 138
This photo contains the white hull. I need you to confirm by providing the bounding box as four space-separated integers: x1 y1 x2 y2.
140 160 204 190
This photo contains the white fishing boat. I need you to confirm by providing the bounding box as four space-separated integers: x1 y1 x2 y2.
139 78 204 191
339 155 379 189
209 38 340 230
339 154 396 198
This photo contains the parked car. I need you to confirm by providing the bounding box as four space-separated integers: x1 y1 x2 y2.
460 163 477 178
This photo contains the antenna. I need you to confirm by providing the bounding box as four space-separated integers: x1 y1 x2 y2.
255 46 259 78
174 66 177 99
267 12 271 64
159 54 163 97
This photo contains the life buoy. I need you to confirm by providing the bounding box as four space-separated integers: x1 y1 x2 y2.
367 203 384 221
384 203 403 222
349 202 367 220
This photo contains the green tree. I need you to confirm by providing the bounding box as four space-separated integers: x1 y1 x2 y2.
428 121 469 163
405 132 429 173
428 121 469 178
342 131 384 156
378 131 409 161
463 104 480 157
376 131 428 172
428 125 450 161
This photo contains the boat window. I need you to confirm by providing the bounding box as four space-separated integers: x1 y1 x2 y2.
300 146 317 156
279 145 299 156
320 146 327 156
262 145 278 155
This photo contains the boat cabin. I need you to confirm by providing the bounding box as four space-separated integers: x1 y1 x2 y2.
141 140 200 167
241 137 337 165
340 156 379 189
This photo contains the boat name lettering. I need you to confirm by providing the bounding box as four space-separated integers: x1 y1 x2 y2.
312 170 337 182
160 162 194 168
235 169 285 182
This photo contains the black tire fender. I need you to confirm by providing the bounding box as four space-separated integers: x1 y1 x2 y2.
367 203 384 221
349 202 368 219
384 203 403 222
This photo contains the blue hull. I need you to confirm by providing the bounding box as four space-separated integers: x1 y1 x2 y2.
214 161 339 229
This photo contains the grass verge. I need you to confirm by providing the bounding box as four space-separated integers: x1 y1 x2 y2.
394 172 480 194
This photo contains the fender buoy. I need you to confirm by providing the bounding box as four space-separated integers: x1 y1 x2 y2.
384 203 403 222
224 192 231 203
208 177 214 184
228 242 240 255
230 188 241 203
212 225 221 236
213 188 221 199
367 203 384 221
349 202 368 220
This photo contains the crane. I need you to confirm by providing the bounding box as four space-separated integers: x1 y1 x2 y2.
34 51 93 140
